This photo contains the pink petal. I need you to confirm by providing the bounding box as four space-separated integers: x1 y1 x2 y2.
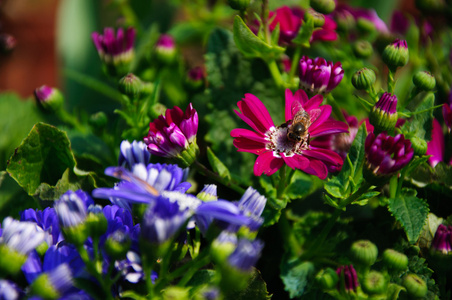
233 137 268 155
426 119 444 167
301 148 343 166
310 120 349 137
254 152 284 176
282 154 310 170
231 128 268 144
303 94 324 112
308 105 332 132
236 94 274 134
301 159 328 179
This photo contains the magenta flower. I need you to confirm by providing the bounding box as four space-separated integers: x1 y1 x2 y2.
144 104 199 166
365 132 414 177
154 34 177 64
269 6 302 44
91 27 136 76
299 56 344 94
336 265 359 292
334 4 389 34
431 224 452 254
426 119 452 167
442 94 452 132
231 89 348 179
311 15 338 43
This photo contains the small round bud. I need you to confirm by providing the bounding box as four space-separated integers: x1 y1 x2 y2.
362 271 387 295
352 68 376 90
413 71 436 91
352 40 373 58
34 85 64 113
305 9 326 28
310 0 336 14
197 184 218 202
335 9 355 32
118 73 143 99
30 274 60 300
154 34 177 65
350 240 378 267
382 39 409 71
227 0 250 11
150 103 168 119
86 208 108 238
0 245 27 276
104 230 131 260
410 136 428 156
402 274 428 298
185 67 205 92
369 92 398 133
382 249 408 271
211 232 237 265
89 111 108 129
316 268 339 290
356 17 376 33
162 286 190 300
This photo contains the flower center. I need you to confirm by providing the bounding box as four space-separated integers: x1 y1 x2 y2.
265 124 310 157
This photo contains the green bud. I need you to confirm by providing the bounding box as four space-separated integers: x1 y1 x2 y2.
402 274 428 298
86 212 108 238
89 111 108 129
305 9 326 28
34 85 64 113
356 17 376 33
410 136 428 156
30 273 60 300
105 235 131 261
211 237 236 265
227 0 250 11
0 245 28 276
335 9 355 32
352 68 376 90
142 82 155 96
362 271 387 295
162 286 190 300
174 141 200 168
316 268 339 290
150 103 168 119
413 71 436 91
310 0 336 14
352 40 373 58
382 39 409 71
369 92 398 133
36 241 50 257
350 240 378 267
61 223 89 247
118 73 143 99
382 249 408 271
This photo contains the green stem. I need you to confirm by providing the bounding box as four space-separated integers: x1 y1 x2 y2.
141 252 155 298
289 47 302 84
117 2 142 34
388 69 396 94
327 95 346 123
56 109 87 133
301 182 372 260
276 165 287 199
267 59 285 90
279 210 303 256
193 161 246 194
176 253 210 287
261 0 270 44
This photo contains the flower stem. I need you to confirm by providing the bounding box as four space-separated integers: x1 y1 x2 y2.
279 211 303 256
193 161 246 194
301 182 372 260
267 59 285 90
388 69 396 94
289 46 302 84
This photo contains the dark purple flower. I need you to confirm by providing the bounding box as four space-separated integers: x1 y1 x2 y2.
369 92 398 133
426 119 452 167
336 265 359 292
443 93 452 132
118 140 151 170
91 27 136 76
144 104 199 166
365 132 414 176
431 224 452 254
227 239 264 272
269 6 302 44
299 56 344 94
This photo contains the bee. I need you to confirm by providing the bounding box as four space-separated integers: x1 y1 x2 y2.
287 102 321 149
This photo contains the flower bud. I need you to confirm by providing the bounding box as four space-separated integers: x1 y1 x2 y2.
402 274 428 298
356 17 376 33
185 67 205 92
211 231 237 265
335 9 355 32
34 85 64 113
369 92 398 133
227 0 250 11
86 205 108 238
413 71 436 91
362 271 387 295
382 39 409 71
0 33 16 53
30 274 60 300
336 265 359 293
351 68 376 90
154 34 177 65
350 240 378 267
89 111 108 129
0 245 28 276
430 224 452 254
316 268 339 290
118 73 143 99
105 230 131 260
382 249 408 271
305 9 326 28
162 286 190 300
310 0 336 14
197 184 218 202
410 136 428 156
352 40 373 58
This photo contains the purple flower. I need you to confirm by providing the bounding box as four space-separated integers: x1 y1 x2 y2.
0 280 23 300
141 197 190 244
269 6 302 44
443 94 452 132
227 239 264 272
154 34 177 64
0 217 45 256
91 27 136 76
426 119 452 167
236 187 267 231
431 224 452 254
369 92 398 133
299 56 344 94
365 132 414 176
54 190 93 229
336 265 359 292
144 104 199 165
197 184 218 202
118 140 151 170
115 251 158 284
20 207 62 246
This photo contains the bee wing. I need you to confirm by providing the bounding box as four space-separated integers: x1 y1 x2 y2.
291 101 305 119
309 109 322 124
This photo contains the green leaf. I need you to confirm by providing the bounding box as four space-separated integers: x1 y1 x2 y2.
401 92 434 140
285 172 323 200
7 123 76 195
280 258 315 298
0 171 37 220
418 213 443 250
207 147 232 182
225 269 271 300
388 191 429 244
187 269 216 298
233 15 284 59
325 123 367 201
292 18 314 47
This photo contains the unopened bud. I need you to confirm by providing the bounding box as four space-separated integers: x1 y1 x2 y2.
310 0 336 14
402 274 428 298
410 136 428 156
316 268 339 290
382 39 409 71
105 230 131 260
413 71 436 91
352 68 376 90
89 111 108 129
227 0 250 11
362 271 387 295
305 9 326 28
155 34 177 65
382 249 408 271
356 17 376 33
369 92 398 133
118 73 143 99
350 240 378 267
34 85 64 113
352 40 373 58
